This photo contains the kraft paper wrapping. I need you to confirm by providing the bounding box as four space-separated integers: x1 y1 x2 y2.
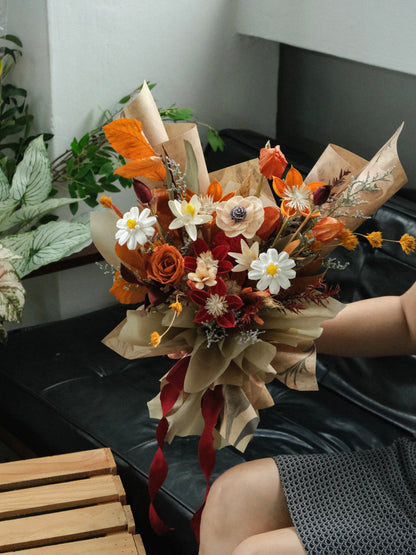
100 295 343 451
306 123 407 233
122 81 210 193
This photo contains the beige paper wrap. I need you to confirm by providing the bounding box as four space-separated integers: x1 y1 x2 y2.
306 123 407 233
123 81 210 192
101 296 343 451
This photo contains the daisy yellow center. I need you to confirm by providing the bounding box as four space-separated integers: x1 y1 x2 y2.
186 204 195 217
205 294 228 317
267 263 278 275
126 218 137 229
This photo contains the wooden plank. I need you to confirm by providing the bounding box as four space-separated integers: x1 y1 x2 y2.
0 502 129 552
1 532 143 554
133 534 147 555
0 475 126 519
123 504 136 534
0 449 116 491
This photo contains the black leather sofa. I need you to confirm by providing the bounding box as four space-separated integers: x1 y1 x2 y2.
1 131 416 554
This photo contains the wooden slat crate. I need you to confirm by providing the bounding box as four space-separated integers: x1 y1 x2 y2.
0 448 146 554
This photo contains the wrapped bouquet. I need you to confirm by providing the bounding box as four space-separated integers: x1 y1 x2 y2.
91 83 410 537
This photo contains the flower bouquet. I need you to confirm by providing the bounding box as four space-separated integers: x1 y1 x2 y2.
91 83 410 538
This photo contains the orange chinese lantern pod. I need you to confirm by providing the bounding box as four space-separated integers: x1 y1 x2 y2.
259 145 288 179
312 217 345 243
256 206 282 240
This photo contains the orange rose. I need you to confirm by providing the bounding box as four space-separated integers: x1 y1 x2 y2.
147 244 185 286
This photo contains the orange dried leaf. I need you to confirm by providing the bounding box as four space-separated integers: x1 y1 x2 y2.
207 179 222 201
307 181 326 193
285 166 303 188
115 243 148 277
272 176 286 198
110 272 147 304
283 239 300 255
115 157 167 180
103 118 155 160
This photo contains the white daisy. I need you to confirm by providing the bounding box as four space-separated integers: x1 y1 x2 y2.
229 239 259 272
168 195 212 241
115 206 157 250
248 248 296 295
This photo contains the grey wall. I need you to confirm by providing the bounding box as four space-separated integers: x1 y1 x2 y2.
276 45 416 192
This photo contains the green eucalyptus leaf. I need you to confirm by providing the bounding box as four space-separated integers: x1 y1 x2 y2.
78 133 90 150
10 135 52 205
4 34 23 47
118 176 131 188
86 143 98 158
70 137 81 155
183 139 199 194
1 84 27 100
104 184 120 193
118 95 131 104
98 162 114 176
75 163 93 179
22 221 91 277
0 197 81 233
208 128 225 152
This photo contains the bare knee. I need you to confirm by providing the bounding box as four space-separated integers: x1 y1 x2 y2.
201 466 241 527
231 527 306 555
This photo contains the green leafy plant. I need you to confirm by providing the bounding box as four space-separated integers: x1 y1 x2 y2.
0 135 90 278
0 35 53 181
0 134 90 341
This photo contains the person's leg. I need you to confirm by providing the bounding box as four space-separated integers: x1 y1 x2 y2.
199 458 300 555
232 527 306 555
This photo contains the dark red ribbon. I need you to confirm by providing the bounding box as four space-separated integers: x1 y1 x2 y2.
148 357 189 535
190 385 224 543
148 356 224 544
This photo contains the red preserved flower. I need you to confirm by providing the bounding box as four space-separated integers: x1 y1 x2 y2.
189 278 243 328
183 238 233 274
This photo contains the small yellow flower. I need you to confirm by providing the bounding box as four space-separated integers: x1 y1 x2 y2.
99 195 113 209
337 228 358 251
399 233 416 255
169 300 183 315
150 331 161 347
365 231 383 248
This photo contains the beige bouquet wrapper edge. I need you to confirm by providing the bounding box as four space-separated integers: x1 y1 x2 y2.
306 123 407 234
100 296 343 452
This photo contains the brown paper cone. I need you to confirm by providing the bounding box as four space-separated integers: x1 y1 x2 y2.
122 81 169 146
122 82 210 193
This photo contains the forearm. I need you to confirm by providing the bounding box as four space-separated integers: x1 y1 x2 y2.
316 284 416 357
